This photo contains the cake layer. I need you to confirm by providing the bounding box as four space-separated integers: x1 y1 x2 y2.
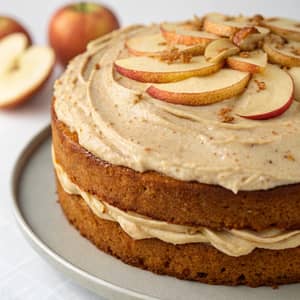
54 155 300 257
53 26 300 193
57 179 300 287
52 108 300 231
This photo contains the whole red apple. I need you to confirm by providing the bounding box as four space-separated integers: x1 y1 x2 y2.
0 15 31 43
48 2 120 66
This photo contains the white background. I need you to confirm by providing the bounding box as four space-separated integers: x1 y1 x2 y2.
0 1 300 299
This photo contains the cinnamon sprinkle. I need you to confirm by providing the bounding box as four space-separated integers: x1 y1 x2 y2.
254 80 266 92
218 108 234 123
284 151 295 161
159 47 193 64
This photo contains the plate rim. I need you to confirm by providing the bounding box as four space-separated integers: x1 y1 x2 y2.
10 125 157 300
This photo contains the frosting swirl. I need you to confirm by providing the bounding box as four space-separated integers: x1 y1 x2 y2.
54 26 300 193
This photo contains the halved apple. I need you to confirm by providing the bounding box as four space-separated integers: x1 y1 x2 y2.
146 69 250 105
125 33 203 57
263 40 300 67
234 64 294 119
203 13 249 37
0 36 55 108
204 38 239 63
160 22 218 46
263 17 300 42
0 33 29 76
288 67 300 102
227 50 267 73
114 55 222 83
232 26 269 50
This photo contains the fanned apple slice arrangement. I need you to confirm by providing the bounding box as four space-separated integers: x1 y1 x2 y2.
114 13 300 120
0 33 55 108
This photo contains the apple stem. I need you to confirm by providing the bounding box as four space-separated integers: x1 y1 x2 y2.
79 2 86 12
74 2 99 13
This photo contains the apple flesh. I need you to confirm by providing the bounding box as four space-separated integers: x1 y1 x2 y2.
263 40 300 67
203 13 249 37
0 33 55 109
48 2 119 66
114 56 222 83
125 33 204 57
227 50 267 73
288 67 300 102
146 69 250 105
0 15 31 43
234 64 294 119
160 23 218 46
204 38 239 63
0 33 28 76
263 17 300 42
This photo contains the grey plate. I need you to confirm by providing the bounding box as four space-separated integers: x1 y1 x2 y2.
11 126 300 300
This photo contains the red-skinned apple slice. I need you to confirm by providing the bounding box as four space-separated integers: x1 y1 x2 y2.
203 13 249 37
114 56 222 83
204 38 239 63
227 50 267 73
263 40 300 67
0 40 55 108
125 33 204 57
0 33 28 76
288 67 300 102
234 64 294 119
146 69 250 105
263 17 300 42
160 22 218 46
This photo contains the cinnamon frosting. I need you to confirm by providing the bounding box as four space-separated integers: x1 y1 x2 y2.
53 25 300 193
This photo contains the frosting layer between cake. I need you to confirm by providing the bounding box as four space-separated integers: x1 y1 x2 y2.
53 152 300 257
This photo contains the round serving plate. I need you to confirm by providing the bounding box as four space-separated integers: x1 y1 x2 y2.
11 126 300 300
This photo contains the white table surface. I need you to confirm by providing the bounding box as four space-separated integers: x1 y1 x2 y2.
1 1 300 299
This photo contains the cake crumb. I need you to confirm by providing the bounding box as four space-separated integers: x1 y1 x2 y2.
218 108 234 123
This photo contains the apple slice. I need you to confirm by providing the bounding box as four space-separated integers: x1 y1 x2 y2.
114 56 222 83
263 40 300 67
288 67 300 102
0 45 55 108
234 64 294 119
204 38 239 63
146 69 250 105
203 13 249 37
227 50 267 73
125 33 203 57
160 22 218 46
0 33 29 76
263 17 300 42
232 26 270 50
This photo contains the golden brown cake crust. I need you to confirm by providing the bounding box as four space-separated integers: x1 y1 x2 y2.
52 103 300 231
57 179 300 287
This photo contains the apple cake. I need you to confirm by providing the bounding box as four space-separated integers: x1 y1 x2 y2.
51 13 300 287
